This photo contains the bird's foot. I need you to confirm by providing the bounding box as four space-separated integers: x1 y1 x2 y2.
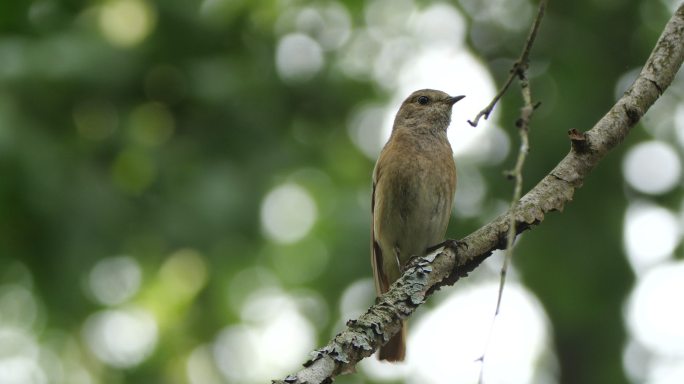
426 239 468 254
402 255 422 274
428 239 470 267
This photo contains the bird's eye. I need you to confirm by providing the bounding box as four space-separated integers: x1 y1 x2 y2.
417 96 430 105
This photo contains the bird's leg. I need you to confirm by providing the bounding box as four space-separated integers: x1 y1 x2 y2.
393 245 402 270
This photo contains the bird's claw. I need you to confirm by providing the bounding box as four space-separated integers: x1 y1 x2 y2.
425 239 468 254
444 239 469 252
402 255 422 273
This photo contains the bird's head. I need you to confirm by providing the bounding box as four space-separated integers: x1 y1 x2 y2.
393 89 465 132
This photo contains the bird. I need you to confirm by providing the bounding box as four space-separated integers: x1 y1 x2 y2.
371 89 464 362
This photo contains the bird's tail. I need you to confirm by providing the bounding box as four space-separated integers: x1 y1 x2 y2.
378 321 406 362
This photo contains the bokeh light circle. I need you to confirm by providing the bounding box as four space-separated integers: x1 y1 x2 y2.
623 202 678 273
275 33 324 82
260 183 317 244
626 261 684 356
623 141 681 195
214 289 316 383
83 307 158 368
88 256 141 306
361 282 553 383
99 0 156 47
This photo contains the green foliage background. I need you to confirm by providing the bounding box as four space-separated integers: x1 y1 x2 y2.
0 0 678 383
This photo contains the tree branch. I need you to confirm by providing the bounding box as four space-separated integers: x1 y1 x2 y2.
273 4 684 384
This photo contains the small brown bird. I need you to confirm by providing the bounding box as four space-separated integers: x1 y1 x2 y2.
371 89 464 362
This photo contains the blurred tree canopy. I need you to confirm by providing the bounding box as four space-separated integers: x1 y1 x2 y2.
0 0 682 383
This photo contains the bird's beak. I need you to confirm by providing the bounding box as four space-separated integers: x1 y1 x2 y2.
447 95 466 105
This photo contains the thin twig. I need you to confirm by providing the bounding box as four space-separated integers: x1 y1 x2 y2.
477 51 538 384
498 75 534 315
468 0 547 127
472 5 549 380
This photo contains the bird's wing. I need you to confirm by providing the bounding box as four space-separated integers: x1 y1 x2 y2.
371 167 390 296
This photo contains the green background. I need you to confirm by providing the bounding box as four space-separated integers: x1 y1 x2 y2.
0 0 679 383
